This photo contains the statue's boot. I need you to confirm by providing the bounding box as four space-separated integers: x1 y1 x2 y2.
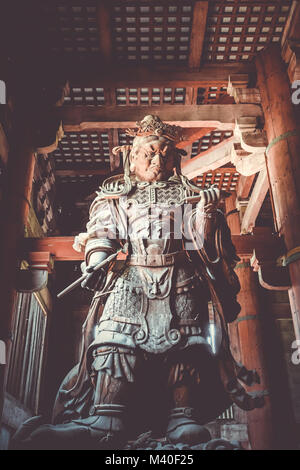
13 404 126 450
73 404 127 447
166 407 211 446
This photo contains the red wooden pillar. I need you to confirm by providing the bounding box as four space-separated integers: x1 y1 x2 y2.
235 260 273 450
225 193 273 450
225 193 243 366
256 45 300 341
0 118 35 421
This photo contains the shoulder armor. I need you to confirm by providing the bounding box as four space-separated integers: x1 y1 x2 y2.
97 174 128 199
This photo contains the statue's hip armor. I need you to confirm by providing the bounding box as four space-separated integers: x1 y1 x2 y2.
92 248 208 355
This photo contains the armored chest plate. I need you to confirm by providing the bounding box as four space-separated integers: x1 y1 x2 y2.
125 181 186 208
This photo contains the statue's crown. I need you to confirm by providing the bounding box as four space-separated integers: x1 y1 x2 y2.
126 115 183 143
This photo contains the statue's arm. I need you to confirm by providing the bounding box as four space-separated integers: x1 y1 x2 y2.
198 187 238 266
73 194 121 290
187 185 222 254
193 186 241 322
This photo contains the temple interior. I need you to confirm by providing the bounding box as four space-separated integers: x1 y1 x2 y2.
1 0 300 450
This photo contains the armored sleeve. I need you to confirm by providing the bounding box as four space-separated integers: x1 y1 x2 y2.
185 185 221 250
73 194 120 265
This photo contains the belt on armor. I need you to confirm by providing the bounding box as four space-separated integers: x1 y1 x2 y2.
126 251 186 267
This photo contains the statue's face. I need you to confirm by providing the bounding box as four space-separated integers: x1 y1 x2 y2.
130 138 176 182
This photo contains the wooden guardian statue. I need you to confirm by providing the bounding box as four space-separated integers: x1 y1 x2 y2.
13 115 265 450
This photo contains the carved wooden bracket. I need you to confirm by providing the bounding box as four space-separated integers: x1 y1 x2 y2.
25 252 54 272
36 121 64 154
231 118 267 176
227 78 261 104
282 40 300 83
227 79 267 176
16 252 54 293
250 229 291 290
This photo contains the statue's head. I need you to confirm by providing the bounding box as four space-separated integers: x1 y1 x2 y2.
129 135 176 182
107 115 202 197
127 115 183 183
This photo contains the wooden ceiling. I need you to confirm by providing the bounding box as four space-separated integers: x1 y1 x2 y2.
36 0 292 222
43 1 291 64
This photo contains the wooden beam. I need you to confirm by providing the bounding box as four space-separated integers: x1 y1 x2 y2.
240 168 269 233
185 87 197 105
60 104 263 131
236 174 256 199
55 168 109 177
227 85 261 105
177 127 214 149
281 1 300 81
281 0 300 50
67 63 252 89
22 230 285 262
251 249 291 291
97 1 112 62
181 136 235 179
23 237 84 261
225 192 240 236
188 1 209 71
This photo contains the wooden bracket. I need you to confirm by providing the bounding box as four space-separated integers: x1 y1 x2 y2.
17 252 54 293
231 118 267 176
250 231 291 290
25 252 55 272
227 77 261 104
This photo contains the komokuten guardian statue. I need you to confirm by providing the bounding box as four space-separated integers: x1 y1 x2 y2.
13 115 264 450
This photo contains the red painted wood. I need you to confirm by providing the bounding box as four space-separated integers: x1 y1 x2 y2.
236 260 273 450
256 44 300 340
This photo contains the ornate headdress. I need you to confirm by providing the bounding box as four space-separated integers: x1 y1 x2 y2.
126 114 183 143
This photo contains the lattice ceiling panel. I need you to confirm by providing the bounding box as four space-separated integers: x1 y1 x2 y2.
193 168 240 191
116 86 186 105
191 130 233 157
57 174 98 185
204 1 291 63
118 130 134 147
64 87 105 105
112 3 193 64
63 84 233 106
53 131 111 169
197 85 230 104
44 2 99 56
43 0 291 64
